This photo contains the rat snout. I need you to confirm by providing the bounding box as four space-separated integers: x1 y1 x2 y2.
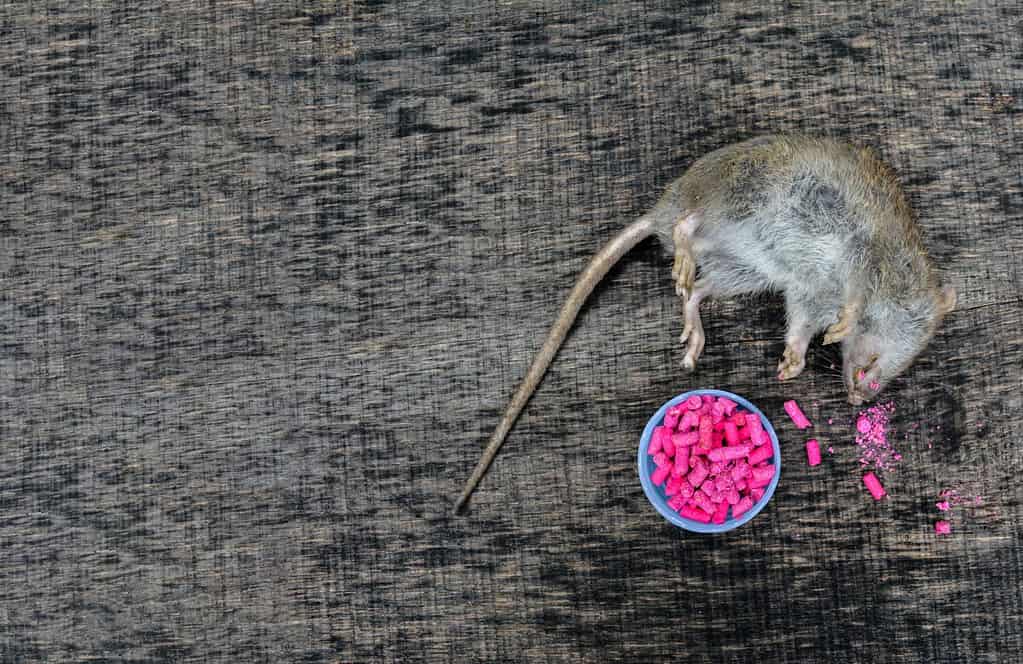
847 391 865 406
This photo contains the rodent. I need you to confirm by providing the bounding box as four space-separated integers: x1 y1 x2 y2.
454 134 956 513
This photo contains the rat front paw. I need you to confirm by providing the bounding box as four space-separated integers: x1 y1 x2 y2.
776 346 806 381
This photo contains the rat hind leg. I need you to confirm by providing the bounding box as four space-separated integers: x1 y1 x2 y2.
680 279 711 371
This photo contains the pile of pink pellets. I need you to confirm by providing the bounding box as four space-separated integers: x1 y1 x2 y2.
648 394 775 524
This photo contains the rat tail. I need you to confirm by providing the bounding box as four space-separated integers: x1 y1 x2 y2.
453 215 657 513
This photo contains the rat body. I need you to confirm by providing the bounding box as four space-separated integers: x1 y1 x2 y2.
454 135 955 512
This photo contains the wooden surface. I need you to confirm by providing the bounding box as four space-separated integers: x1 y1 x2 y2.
1 1 1021 662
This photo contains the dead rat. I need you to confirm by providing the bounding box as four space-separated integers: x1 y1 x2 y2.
454 134 956 512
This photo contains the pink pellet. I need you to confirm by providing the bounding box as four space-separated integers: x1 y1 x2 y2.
751 487 765 502
688 459 709 488
679 411 698 431
724 421 740 445
679 480 695 499
731 496 754 519
935 520 951 535
692 489 715 516
648 428 664 455
667 493 686 511
805 439 822 467
662 434 676 458
750 464 775 488
717 398 738 416
665 476 681 496
731 460 750 482
869 381 881 391
685 395 703 410
651 465 671 486
680 504 712 523
726 488 740 505
862 472 886 500
936 501 950 512
653 452 671 469
708 461 726 475
698 415 713 449
711 500 729 524
735 478 747 491
672 454 688 477
783 400 812 429
664 409 680 430
745 412 764 439
747 445 773 466
716 444 752 463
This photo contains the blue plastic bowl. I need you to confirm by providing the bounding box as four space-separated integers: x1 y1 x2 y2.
637 389 781 533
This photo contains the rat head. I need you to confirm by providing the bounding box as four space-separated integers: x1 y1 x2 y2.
841 286 956 405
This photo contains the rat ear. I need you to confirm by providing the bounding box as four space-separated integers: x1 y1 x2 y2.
937 285 957 314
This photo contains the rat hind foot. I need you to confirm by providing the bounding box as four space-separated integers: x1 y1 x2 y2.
680 282 707 371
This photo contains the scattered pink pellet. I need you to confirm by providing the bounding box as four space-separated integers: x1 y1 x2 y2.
827 418 833 425
863 472 886 500
827 446 834 454
856 416 871 434
936 501 950 511
805 439 821 467
935 521 951 535
783 400 812 429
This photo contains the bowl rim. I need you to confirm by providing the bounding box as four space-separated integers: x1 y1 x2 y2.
637 388 781 534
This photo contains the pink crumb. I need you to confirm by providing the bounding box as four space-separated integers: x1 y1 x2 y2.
935 521 951 535
854 402 900 473
936 501 950 511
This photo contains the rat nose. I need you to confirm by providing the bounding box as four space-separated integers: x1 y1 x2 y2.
847 392 864 406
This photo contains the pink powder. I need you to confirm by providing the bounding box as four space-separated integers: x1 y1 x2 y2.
853 401 900 473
